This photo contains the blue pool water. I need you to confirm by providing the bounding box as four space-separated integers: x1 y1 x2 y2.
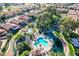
34 37 48 47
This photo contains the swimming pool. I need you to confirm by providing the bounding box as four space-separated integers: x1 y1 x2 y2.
34 37 48 47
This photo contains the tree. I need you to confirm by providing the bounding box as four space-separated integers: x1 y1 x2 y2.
28 23 34 28
36 7 61 33
19 50 30 56
60 17 79 33
0 41 2 49
45 5 61 18
75 48 79 56
36 12 52 32
0 6 3 11
0 14 7 22
50 51 64 56
5 3 10 8
16 42 31 55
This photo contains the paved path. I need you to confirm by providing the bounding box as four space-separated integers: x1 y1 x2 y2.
5 39 15 56
5 28 26 56
0 40 7 49
59 33 69 56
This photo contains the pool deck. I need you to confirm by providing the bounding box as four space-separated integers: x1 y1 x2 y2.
30 33 53 56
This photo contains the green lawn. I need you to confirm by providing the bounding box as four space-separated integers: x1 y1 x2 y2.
12 32 22 40
68 43 75 56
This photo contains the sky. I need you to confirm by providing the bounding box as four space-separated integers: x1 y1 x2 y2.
0 0 79 3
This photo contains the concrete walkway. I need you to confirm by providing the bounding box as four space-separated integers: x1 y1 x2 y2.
59 33 69 56
5 39 15 56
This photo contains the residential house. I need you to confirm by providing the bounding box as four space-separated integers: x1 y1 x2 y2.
56 8 68 13
10 19 27 28
18 15 28 20
67 10 79 20
0 23 17 31
9 19 24 25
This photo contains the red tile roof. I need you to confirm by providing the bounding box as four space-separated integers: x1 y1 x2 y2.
0 28 6 33
18 16 28 20
9 19 24 25
1 24 17 31
67 10 79 20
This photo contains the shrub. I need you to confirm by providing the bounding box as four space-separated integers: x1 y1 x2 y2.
19 50 30 56
75 48 79 56
12 33 22 40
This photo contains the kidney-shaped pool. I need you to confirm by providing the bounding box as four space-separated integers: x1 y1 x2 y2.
34 37 48 47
